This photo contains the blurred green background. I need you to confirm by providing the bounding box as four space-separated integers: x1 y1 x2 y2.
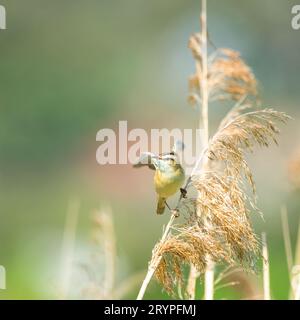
0 0 300 299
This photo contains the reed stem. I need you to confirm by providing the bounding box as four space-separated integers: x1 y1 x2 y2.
136 214 176 300
262 232 271 300
199 0 215 300
137 0 213 301
294 219 300 300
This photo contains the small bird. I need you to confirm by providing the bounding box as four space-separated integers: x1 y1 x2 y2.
133 141 186 214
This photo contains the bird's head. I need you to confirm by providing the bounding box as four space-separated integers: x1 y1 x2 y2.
133 140 185 172
156 152 181 172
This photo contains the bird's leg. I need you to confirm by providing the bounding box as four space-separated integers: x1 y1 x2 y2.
165 201 180 218
164 201 172 211
180 188 187 198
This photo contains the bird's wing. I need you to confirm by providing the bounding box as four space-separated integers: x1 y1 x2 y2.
133 152 156 170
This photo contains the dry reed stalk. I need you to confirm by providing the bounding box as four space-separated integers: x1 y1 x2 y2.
137 213 177 300
286 142 300 300
199 0 215 300
186 265 199 300
262 233 271 300
281 206 293 274
59 199 80 299
280 207 300 300
186 0 213 300
281 205 295 300
199 0 209 141
204 258 214 300
154 223 232 296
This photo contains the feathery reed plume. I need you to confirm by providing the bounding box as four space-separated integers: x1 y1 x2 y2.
189 45 258 105
137 0 289 299
92 207 116 297
190 108 288 289
154 222 232 296
81 207 143 299
189 47 258 104
194 172 258 267
207 109 289 192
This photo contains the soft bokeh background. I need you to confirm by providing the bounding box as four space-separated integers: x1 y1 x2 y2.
0 0 300 299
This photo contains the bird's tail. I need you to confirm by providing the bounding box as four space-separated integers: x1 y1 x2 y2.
156 197 166 215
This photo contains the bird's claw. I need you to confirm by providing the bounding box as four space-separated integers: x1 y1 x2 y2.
180 188 187 198
171 209 180 218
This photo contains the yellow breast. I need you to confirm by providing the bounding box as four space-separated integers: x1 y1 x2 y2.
154 167 185 198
